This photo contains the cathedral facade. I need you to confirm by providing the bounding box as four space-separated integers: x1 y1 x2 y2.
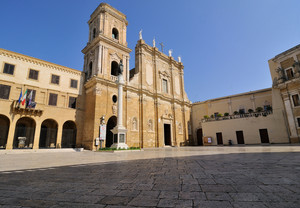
0 3 191 150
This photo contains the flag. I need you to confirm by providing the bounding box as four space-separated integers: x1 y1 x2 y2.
18 89 22 104
27 90 33 108
21 89 27 106
29 102 36 109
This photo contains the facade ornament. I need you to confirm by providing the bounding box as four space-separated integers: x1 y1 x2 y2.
139 29 143 40
148 119 153 131
112 104 117 115
94 86 102 95
275 67 286 82
153 37 156 47
168 49 172 57
178 56 181 63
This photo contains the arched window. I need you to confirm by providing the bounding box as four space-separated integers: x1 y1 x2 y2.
112 28 119 40
111 61 118 76
93 28 96 39
88 62 93 79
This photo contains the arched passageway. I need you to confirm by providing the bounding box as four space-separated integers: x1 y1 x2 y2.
0 115 10 149
39 119 58 148
13 117 36 149
106 116 117 147
61 121 77 148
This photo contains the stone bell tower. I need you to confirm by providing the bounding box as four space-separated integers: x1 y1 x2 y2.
81 3 132 150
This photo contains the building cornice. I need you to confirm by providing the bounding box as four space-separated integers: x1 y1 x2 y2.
89 3 128 26
82 34 132 54
193 87 272 105
135 40 184 70
0 48 82 76
271 44 300 62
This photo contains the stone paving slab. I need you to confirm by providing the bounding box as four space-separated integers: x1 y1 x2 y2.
0 146 300 207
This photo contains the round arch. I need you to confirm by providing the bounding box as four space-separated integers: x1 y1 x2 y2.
13 117 36 149
111 61 118 76
0 114 10 149
61 121 77 148
39 119 58 148
106 116 117 148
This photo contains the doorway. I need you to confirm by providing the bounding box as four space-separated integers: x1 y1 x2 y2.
259 129 269 143
197 128 203 146
106 116 117 147
236 131 245 144
164 124 171 146
216 132 223 145
62 121 77 148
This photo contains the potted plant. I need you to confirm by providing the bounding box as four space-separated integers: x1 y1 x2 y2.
248 109 254 113
210 114 214 118
204 115 209 120
233 111 239 115
224 112 229 116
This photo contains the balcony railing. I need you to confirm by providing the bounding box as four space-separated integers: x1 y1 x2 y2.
12 100 43 115
202 111 273 123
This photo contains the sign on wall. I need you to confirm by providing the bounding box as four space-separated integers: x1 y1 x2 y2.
99 124 106 140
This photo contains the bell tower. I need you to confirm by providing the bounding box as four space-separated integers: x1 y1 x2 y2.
82 3 131 82
81 3 132 150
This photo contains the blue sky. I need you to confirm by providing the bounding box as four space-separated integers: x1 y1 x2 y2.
0 0 299 102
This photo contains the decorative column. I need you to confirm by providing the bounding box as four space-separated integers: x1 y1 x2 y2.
111 60 129 149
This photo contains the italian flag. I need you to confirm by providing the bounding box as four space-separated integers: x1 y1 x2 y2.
21 89 28 106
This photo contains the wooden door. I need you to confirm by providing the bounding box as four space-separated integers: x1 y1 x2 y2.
236 131 245 144
259 129 269 143
216 132 223 145
197 129 203 146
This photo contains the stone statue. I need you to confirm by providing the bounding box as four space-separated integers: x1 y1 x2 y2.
153 37 156 47
139 29 143 40
178 56 181 62
118 60 123 75
168 49 172 57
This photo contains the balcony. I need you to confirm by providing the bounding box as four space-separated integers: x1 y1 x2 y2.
202 111 273 123
12 100 43 116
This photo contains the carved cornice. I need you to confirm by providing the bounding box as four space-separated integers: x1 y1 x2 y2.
0 48 82 76
82 34 132 54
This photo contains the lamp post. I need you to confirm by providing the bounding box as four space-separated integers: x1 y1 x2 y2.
110 60 129 149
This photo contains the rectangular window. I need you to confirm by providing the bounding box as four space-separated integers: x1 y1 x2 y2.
297 118 300 128
292 94 300 107
48 93 58 106
29 69 39 80
51 74 60 85
68 96 77 109
0 84 11 99
162 79 168 93
26 89 36 102
3 63 15 75
286 68 294 80
70 79 78 89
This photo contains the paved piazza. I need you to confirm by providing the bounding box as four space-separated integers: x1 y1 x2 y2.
0 146 300 208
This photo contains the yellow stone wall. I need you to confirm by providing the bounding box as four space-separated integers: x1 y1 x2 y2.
0 48 84 149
